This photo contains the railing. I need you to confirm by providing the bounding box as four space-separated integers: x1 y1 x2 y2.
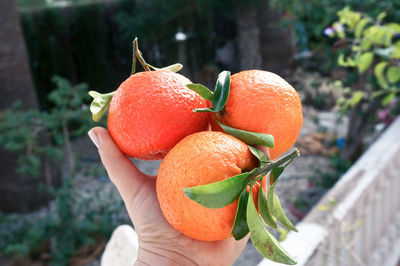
258 116 400 266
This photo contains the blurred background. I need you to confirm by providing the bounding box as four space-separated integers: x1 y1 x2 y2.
1 0 399 265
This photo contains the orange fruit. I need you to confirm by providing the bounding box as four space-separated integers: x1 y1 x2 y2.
108 70 210 160
156 131 267 241
214 70 303 160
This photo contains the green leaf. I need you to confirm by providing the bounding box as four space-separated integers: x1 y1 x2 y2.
278 228 289 242
183 172 249 209
267 167 297 232
187 84 213 101
374 62 389 88
364 25 394 46
212 71 231 112
247 189 297 265
248 146 269 167
392 41 400 59
348 91 364 107
351 45 362 52
386 23 400 34
338 54 356 68
267 181 298 232
162 63 183 72
216 117 274 148
387 66 400 84
271 167 285 183
377 12 387 22
361 38 372 50
356 52 374 74
371 90 387 99
338 54 345 66
231 190 250 240
258 182 277 228
88 91 114 122
146 63 183 72
382 92 396 106
338 7 361 30
355 18 370 38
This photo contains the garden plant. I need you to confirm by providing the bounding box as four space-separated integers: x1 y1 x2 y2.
328 7 400 160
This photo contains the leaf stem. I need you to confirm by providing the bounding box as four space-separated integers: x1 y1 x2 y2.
248 149 300 184
133 38 150 72
131 39 137 75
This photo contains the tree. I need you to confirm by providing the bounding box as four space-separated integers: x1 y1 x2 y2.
0 0 48 212
236 6 262 70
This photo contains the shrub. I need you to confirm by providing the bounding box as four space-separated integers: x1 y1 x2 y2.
0 77 127 265
328 7 400 160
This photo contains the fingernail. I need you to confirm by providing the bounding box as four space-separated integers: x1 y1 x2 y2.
88 129 100 148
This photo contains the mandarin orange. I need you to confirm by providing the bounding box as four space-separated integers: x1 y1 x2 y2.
214 70 303 160
108 70 210 160
156 131 266 241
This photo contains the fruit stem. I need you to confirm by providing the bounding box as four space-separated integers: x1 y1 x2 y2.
132 38 150 73
248 149 300 184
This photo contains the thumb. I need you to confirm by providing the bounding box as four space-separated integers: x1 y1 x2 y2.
88 127 149 206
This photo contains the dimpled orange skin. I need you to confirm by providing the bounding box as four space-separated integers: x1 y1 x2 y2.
108 70 210 160
215 70 303 160
156 131 266 241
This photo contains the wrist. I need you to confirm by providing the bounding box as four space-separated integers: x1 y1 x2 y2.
135 246 199 266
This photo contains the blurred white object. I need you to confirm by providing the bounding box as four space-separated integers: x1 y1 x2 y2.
175 31 187 42
101 225 139 266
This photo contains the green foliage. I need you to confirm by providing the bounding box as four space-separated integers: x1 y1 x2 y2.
0 76 116 264
270 0 400 51
46 76 95 138
0 182 127 264
47 180 127 265
0 103 52 177
330 7 400 113
0 77 94 176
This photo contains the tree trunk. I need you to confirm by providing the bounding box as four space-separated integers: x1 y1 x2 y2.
258 2 294 75
236 2 294 74
340 72 379 162
341 99 380 161
236 7 262 70
0 0 51 213
0 0 37 109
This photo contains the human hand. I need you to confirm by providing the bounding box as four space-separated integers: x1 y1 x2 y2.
88 127 249 266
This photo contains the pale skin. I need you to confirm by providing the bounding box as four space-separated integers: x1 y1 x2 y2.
88 127 249 266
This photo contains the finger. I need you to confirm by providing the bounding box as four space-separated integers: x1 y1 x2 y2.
88 127 148 204
228 235 250 265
